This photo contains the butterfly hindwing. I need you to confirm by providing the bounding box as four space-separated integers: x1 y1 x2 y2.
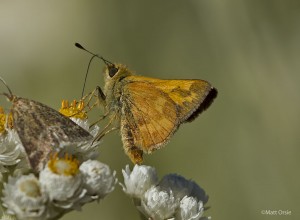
120 81 179 163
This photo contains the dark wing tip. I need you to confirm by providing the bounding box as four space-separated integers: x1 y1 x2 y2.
185 87 218 122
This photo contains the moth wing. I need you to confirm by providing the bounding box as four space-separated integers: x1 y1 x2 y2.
120 81 179 163
12 98 93 172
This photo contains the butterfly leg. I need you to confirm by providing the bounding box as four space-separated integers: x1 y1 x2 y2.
95 86 106 109
93 114 117 143
94 127 119 141
81 86 107 112
89 112 109 128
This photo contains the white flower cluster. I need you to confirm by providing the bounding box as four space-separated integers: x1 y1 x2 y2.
2 158 116 220
0 111 116 220
121 165 210 220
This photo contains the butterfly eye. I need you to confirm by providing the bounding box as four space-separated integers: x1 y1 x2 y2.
109 66 119 77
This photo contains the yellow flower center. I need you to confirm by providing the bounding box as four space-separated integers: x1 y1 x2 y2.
0 107 13 134
19 179 41 198
48 153 80 176
59 99 88 119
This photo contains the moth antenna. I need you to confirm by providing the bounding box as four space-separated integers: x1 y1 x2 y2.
0 77 14 101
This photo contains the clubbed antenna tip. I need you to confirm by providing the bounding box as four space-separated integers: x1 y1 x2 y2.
75 42 85 50
74 42 114 66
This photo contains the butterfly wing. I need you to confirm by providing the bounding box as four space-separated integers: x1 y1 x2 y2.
120 81 180 163
125 75 217 122
120 76 217 163
12 97 93 172
149 78 217 122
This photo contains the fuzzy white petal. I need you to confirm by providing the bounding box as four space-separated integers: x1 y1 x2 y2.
159 174 208 203
121 164 158 198
140 186 179 220
39 164 85 209
0 130 22 166
176 196 204 220
80 160 117 200
2 174 48 220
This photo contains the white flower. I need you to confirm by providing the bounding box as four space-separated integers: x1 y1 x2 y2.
12 153 32 177
121 165 210 220
39 155 86 210
80 159 117 200
57 140 99 166
159 174 208 203
0 129 27 181
0 130 22 166
140 186 178 220
176 196 204 220
2 128 20 144
121 164 158 198
2 174 48 220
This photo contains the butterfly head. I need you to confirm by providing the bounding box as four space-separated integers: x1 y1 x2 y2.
102 63 133 100
104 63 133 81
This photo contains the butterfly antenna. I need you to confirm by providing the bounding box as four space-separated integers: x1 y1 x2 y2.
75 43 114 66
0 76 14 101
75 43 114 98
81 54 98 98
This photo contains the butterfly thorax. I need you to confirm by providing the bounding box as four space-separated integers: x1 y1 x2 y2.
103 64 133 115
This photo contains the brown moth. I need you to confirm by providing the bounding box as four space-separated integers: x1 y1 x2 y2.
0 78 93 173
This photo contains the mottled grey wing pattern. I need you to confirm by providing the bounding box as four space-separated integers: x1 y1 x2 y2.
12 97 93 172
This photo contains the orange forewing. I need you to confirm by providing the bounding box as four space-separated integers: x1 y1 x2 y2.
149 78 213 122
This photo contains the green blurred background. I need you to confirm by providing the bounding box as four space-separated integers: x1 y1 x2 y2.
0 1 299 219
